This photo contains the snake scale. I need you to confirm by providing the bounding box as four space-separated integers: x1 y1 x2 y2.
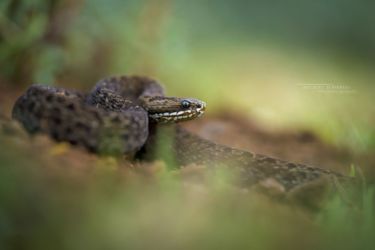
12 75 349 192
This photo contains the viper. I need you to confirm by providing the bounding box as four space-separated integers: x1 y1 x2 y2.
12 75 350 191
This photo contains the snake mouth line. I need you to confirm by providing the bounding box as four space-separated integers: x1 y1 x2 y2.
150 110 197 119
149 105 205 122
147 99 206 123
196 106 205 117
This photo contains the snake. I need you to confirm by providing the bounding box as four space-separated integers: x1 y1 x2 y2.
12 75 350 192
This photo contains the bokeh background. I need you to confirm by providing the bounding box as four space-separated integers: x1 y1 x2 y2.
1 0 375 149
0 0 375 249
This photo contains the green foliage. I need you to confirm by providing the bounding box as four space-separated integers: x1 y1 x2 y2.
0 0 68 84
316 187 375 250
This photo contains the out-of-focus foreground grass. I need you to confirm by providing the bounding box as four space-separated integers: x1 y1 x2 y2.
0 133 374 249
0 0 375 249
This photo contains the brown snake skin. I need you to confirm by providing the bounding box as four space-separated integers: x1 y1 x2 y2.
12 75 351 192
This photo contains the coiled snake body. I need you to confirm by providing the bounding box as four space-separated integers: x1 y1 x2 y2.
12 76 348 191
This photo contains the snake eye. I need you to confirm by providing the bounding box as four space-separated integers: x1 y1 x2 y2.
181 100 191 109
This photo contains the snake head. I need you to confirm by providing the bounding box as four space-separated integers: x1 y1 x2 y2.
140 96 206 123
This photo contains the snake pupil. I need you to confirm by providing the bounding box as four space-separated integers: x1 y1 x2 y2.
181 100 190 109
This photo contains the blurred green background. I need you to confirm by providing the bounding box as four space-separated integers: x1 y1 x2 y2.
1 0 375 150
1 0 375 249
